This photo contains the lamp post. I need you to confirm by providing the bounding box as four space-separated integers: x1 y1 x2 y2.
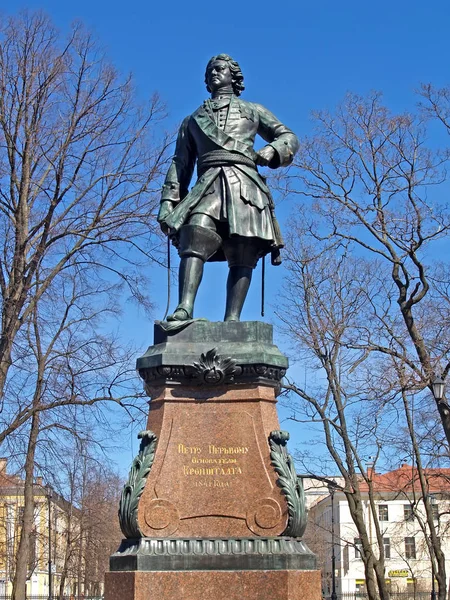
328 480 338 600
431 376 445 404
47 486 53 600
429 494 437 600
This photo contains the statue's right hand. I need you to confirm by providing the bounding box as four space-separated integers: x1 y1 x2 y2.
157 201 174 235
160 221 170 235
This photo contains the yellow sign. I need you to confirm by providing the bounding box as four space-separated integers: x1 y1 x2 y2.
388 570 409 577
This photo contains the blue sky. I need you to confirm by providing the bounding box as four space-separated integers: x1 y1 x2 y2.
11 0 450 124
11 0 450 116
6 0 450 472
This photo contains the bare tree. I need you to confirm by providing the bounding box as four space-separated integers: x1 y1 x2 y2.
283 91 450 444
277 91 450 600
9 255 151 600
0 11 170 442
48 441 122 599
0 12 169 600
80 466 122 595
419 83 450 135
278 247 448 599
277 239 394 600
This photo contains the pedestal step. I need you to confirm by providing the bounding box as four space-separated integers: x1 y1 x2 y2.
110 537 317 571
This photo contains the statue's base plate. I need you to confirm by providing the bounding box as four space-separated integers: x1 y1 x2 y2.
137 321 288 388
110 537 316 571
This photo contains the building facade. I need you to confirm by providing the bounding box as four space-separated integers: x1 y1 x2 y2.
303 465 450 596
0 458 82 597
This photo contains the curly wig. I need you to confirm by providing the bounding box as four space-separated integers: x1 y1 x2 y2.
205 54 245 96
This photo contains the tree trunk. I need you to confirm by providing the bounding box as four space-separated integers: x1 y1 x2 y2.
58 505 74 600
11 410 40 600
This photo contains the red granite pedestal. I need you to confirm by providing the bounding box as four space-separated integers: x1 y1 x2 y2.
105 569 322 600
104 322 321 600
137 384 288 538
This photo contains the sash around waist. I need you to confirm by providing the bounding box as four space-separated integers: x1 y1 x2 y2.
197 149 256 176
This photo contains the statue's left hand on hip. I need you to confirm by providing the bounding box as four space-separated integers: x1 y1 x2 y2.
256 145 276 167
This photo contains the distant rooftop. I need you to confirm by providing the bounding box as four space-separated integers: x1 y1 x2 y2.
359 463 450 494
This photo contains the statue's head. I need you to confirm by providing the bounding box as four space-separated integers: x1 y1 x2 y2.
205 54 245 96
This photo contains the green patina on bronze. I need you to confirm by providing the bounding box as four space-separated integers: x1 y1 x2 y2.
119 430 157 539
110 537 317 571
192 348 238 384
137 321 288 389
269 430 307 538
157 53 299 323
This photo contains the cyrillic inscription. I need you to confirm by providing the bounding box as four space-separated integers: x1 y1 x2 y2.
177 442 248 487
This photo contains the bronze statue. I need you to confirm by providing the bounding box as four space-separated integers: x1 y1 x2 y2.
158 54 299 322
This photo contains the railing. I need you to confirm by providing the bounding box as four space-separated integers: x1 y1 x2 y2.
0 596 103 600
328 593 434 600
3 596 426 600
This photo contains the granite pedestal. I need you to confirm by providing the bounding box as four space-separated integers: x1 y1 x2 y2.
104 321 321 600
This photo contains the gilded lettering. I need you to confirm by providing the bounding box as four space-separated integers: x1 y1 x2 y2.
192 479 231 488
178 443 202 454
191 457 237 464
208 444 250 455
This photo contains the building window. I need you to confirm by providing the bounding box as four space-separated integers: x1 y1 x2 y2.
378 504 389 521
354 538 363 558
343 544 349 574
405 537 416 559
383 537 391 559
17 506 25 523
404 504 414 521
355 580 366 593
432 503 439 521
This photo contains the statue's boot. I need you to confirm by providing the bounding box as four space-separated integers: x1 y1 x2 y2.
167 256 204 321
223 237 261 322
224 266 253 322
167 224 222 321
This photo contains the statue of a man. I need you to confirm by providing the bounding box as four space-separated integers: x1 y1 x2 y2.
158 54 299 322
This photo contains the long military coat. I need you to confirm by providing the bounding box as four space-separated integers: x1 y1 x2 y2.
158 95 299 261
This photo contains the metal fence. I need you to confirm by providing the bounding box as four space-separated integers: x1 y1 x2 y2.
2 596 437 600
329 594 434 600
0 596 103 600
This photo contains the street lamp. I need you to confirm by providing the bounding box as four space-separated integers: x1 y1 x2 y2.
328 480 338 600
431 564 436 600
428 494 438 600
46 486 53 600
431 376 445 403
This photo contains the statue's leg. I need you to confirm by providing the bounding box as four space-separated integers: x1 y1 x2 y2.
172 256 205 321
222 238 261 322
224 266 253 322
167 216 221 321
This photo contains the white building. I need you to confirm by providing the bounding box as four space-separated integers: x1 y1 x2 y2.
303 465 450 596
